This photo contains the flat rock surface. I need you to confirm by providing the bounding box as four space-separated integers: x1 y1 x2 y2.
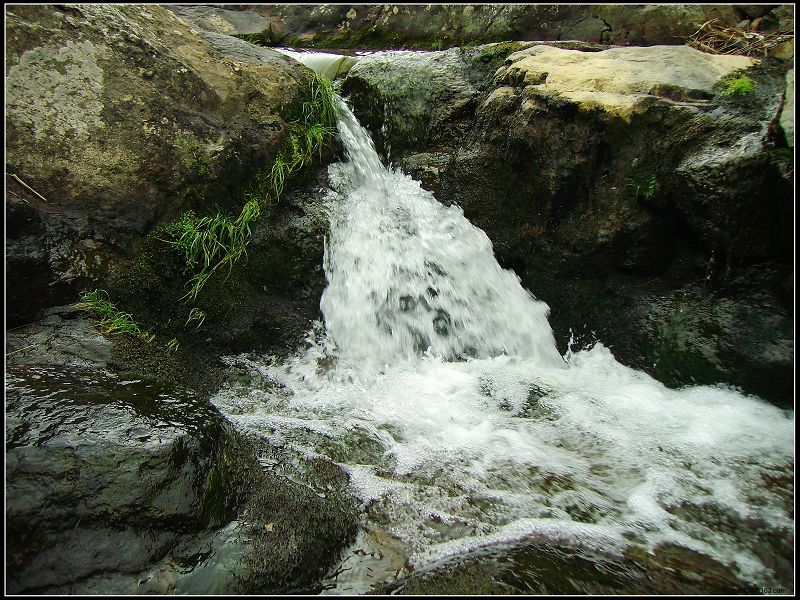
497 45 754 118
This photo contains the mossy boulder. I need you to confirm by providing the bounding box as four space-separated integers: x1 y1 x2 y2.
342 47 487 160
5 4 309 327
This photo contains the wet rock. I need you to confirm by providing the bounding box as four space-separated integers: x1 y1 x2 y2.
533 266 794 407
342 44 793 404
345 45 792 266
399 152 452 193
382 539 779 595
344 48 483 161
5 361 236 593
6 307 112 369
6 314 358 594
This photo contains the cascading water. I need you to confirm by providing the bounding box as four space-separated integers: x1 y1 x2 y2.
322 100 567 373
213 65 794 593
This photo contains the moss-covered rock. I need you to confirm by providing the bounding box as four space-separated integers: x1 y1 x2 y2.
5 4 308 327
102 162 332 359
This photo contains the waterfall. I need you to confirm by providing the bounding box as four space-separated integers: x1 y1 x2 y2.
321 98 567 373
212 74 794 593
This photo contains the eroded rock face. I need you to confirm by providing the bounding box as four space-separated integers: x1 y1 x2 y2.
342 43 794 404
5 4 306 326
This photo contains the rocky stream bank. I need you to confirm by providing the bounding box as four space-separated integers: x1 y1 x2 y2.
5 3 795 595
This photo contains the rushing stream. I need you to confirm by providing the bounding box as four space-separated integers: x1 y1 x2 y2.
212 55 794 593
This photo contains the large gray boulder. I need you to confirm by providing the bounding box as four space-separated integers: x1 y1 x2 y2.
5 5 307 326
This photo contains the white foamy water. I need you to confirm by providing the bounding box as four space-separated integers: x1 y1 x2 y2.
275 48 359 80
213 94 794 591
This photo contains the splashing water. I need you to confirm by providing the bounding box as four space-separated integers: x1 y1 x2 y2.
213 94 793 592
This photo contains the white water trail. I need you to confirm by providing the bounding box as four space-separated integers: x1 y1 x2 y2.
213 92 794 591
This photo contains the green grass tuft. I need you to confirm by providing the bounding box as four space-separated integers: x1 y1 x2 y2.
186 307 206 330
721 75 755 97
79 289 155 342
626 174 658 203
162 70 338 301
161 198 262 300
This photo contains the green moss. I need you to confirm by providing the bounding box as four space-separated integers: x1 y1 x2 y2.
721 75 755 96
474 41 530 73
234 23 282 47
285 36 308 48
175 131 211 178
429 37 446 51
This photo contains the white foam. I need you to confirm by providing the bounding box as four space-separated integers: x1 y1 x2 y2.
211 95 794 587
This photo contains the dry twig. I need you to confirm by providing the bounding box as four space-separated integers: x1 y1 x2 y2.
8 173 49 203
688 19 793 57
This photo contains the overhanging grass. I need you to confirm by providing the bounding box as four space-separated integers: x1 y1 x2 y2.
79 289 155 342
162 70 337 302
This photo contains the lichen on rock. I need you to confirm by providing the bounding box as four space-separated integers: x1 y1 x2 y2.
5 4 327 345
